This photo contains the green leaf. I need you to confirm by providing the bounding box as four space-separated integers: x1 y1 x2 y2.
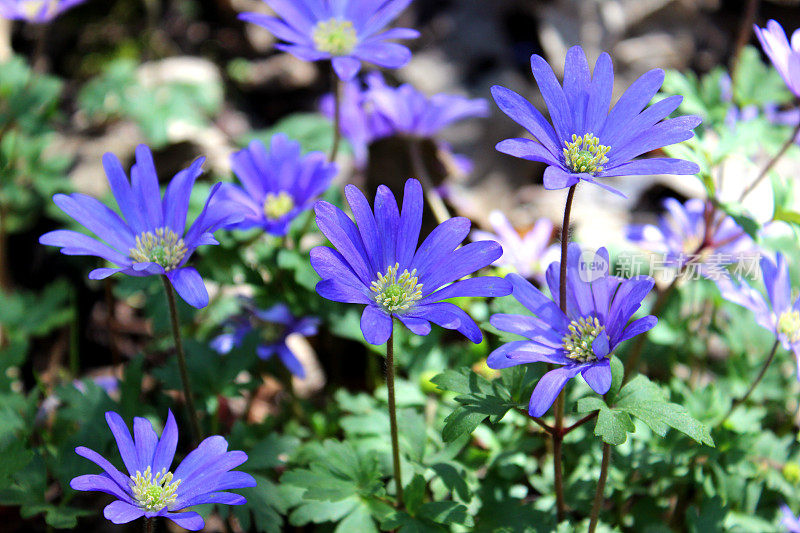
433 368 518 442
404 474 427 515
594 406 635 446
616 376 715 447
430 463 471 501
606 355 624 403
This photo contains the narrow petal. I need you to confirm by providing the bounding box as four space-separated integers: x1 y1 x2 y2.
396 179 423 269
167 268 209 309
491 85 560 155
316 279 372 304
40 230 131 266
102 152 144 234
361 305 393 345
105 412 138 475
495 138 560 166
70 474 131 502
103 500 144 524
314 200 373 285
345 184 383 273
398 315 431 336
618 315 657 343
332 56 362 80
543 166 581 191
277 345 306 378
601 158 699 178
163 511 205 531
530 53 572 141
74 446 131 489
152 410 178 474
410 217 471 279
355 41 412 69
133 417 158 472
422 276 511 303
528 365 583 417
581 359 612 394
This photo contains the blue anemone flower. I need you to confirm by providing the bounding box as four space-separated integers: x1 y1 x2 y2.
217 134 338 236
0 0 85 22
492 45 701 197
211 301 319 378
363 71 490 138
626 198 756 275
487 243 657 417
239 0 419 80
754 20 800 98
310 178 512 345
69 411 256 531
39 145 242 308
716 253 800 377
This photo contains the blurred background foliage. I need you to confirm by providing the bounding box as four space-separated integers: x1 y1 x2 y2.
2 0 800 532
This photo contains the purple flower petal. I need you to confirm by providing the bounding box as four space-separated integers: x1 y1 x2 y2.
167 267 209 309
103 500 144 524
361 305 393 345
528 365 583 417
581 359 612 394
542 166 581 191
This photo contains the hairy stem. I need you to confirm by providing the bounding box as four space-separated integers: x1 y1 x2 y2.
553 184 577 522
409 139 451 225
722 340 780 424
161 276 201 444
739 120 800 202
386 330 404 508
144 517 153 533
328 69 342 163
588 443 612 533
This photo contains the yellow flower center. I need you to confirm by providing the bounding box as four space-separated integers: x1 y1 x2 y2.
312 18 358 55
263 191 295 220
562 316 604 362
130 466 181 512
563 133 611 175
778 310 800 344
129 227 187 271
371 263 423 313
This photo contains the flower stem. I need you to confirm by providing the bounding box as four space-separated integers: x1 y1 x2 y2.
588 442 612 533
386 330 404 508
739 119 800 202
722 340 780 424
144 517 153 533
409 139 451 225
161 276 201 444
553 184 577 522
328 68 342 164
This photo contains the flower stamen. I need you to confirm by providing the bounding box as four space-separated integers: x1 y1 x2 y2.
129 227 187 271
312 18 358 56
263 191 295 220
371 263 423 313
562 316 604 362
778 310 800 344
563 133 610 175
130 466 181 512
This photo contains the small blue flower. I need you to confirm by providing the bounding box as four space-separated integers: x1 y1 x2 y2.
0 0 85 22
471 210 558 282
69 411 256 531
239 0 419 80
755 20 800 98
217 134 338 236
363 71 489 138
716 253 800 377
626 198 756 275
320 72 487 168
211 301 319 378
492 45 701 197
310 178 512 345
487 244 657 417
782 504 800 532
39 145 242 308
